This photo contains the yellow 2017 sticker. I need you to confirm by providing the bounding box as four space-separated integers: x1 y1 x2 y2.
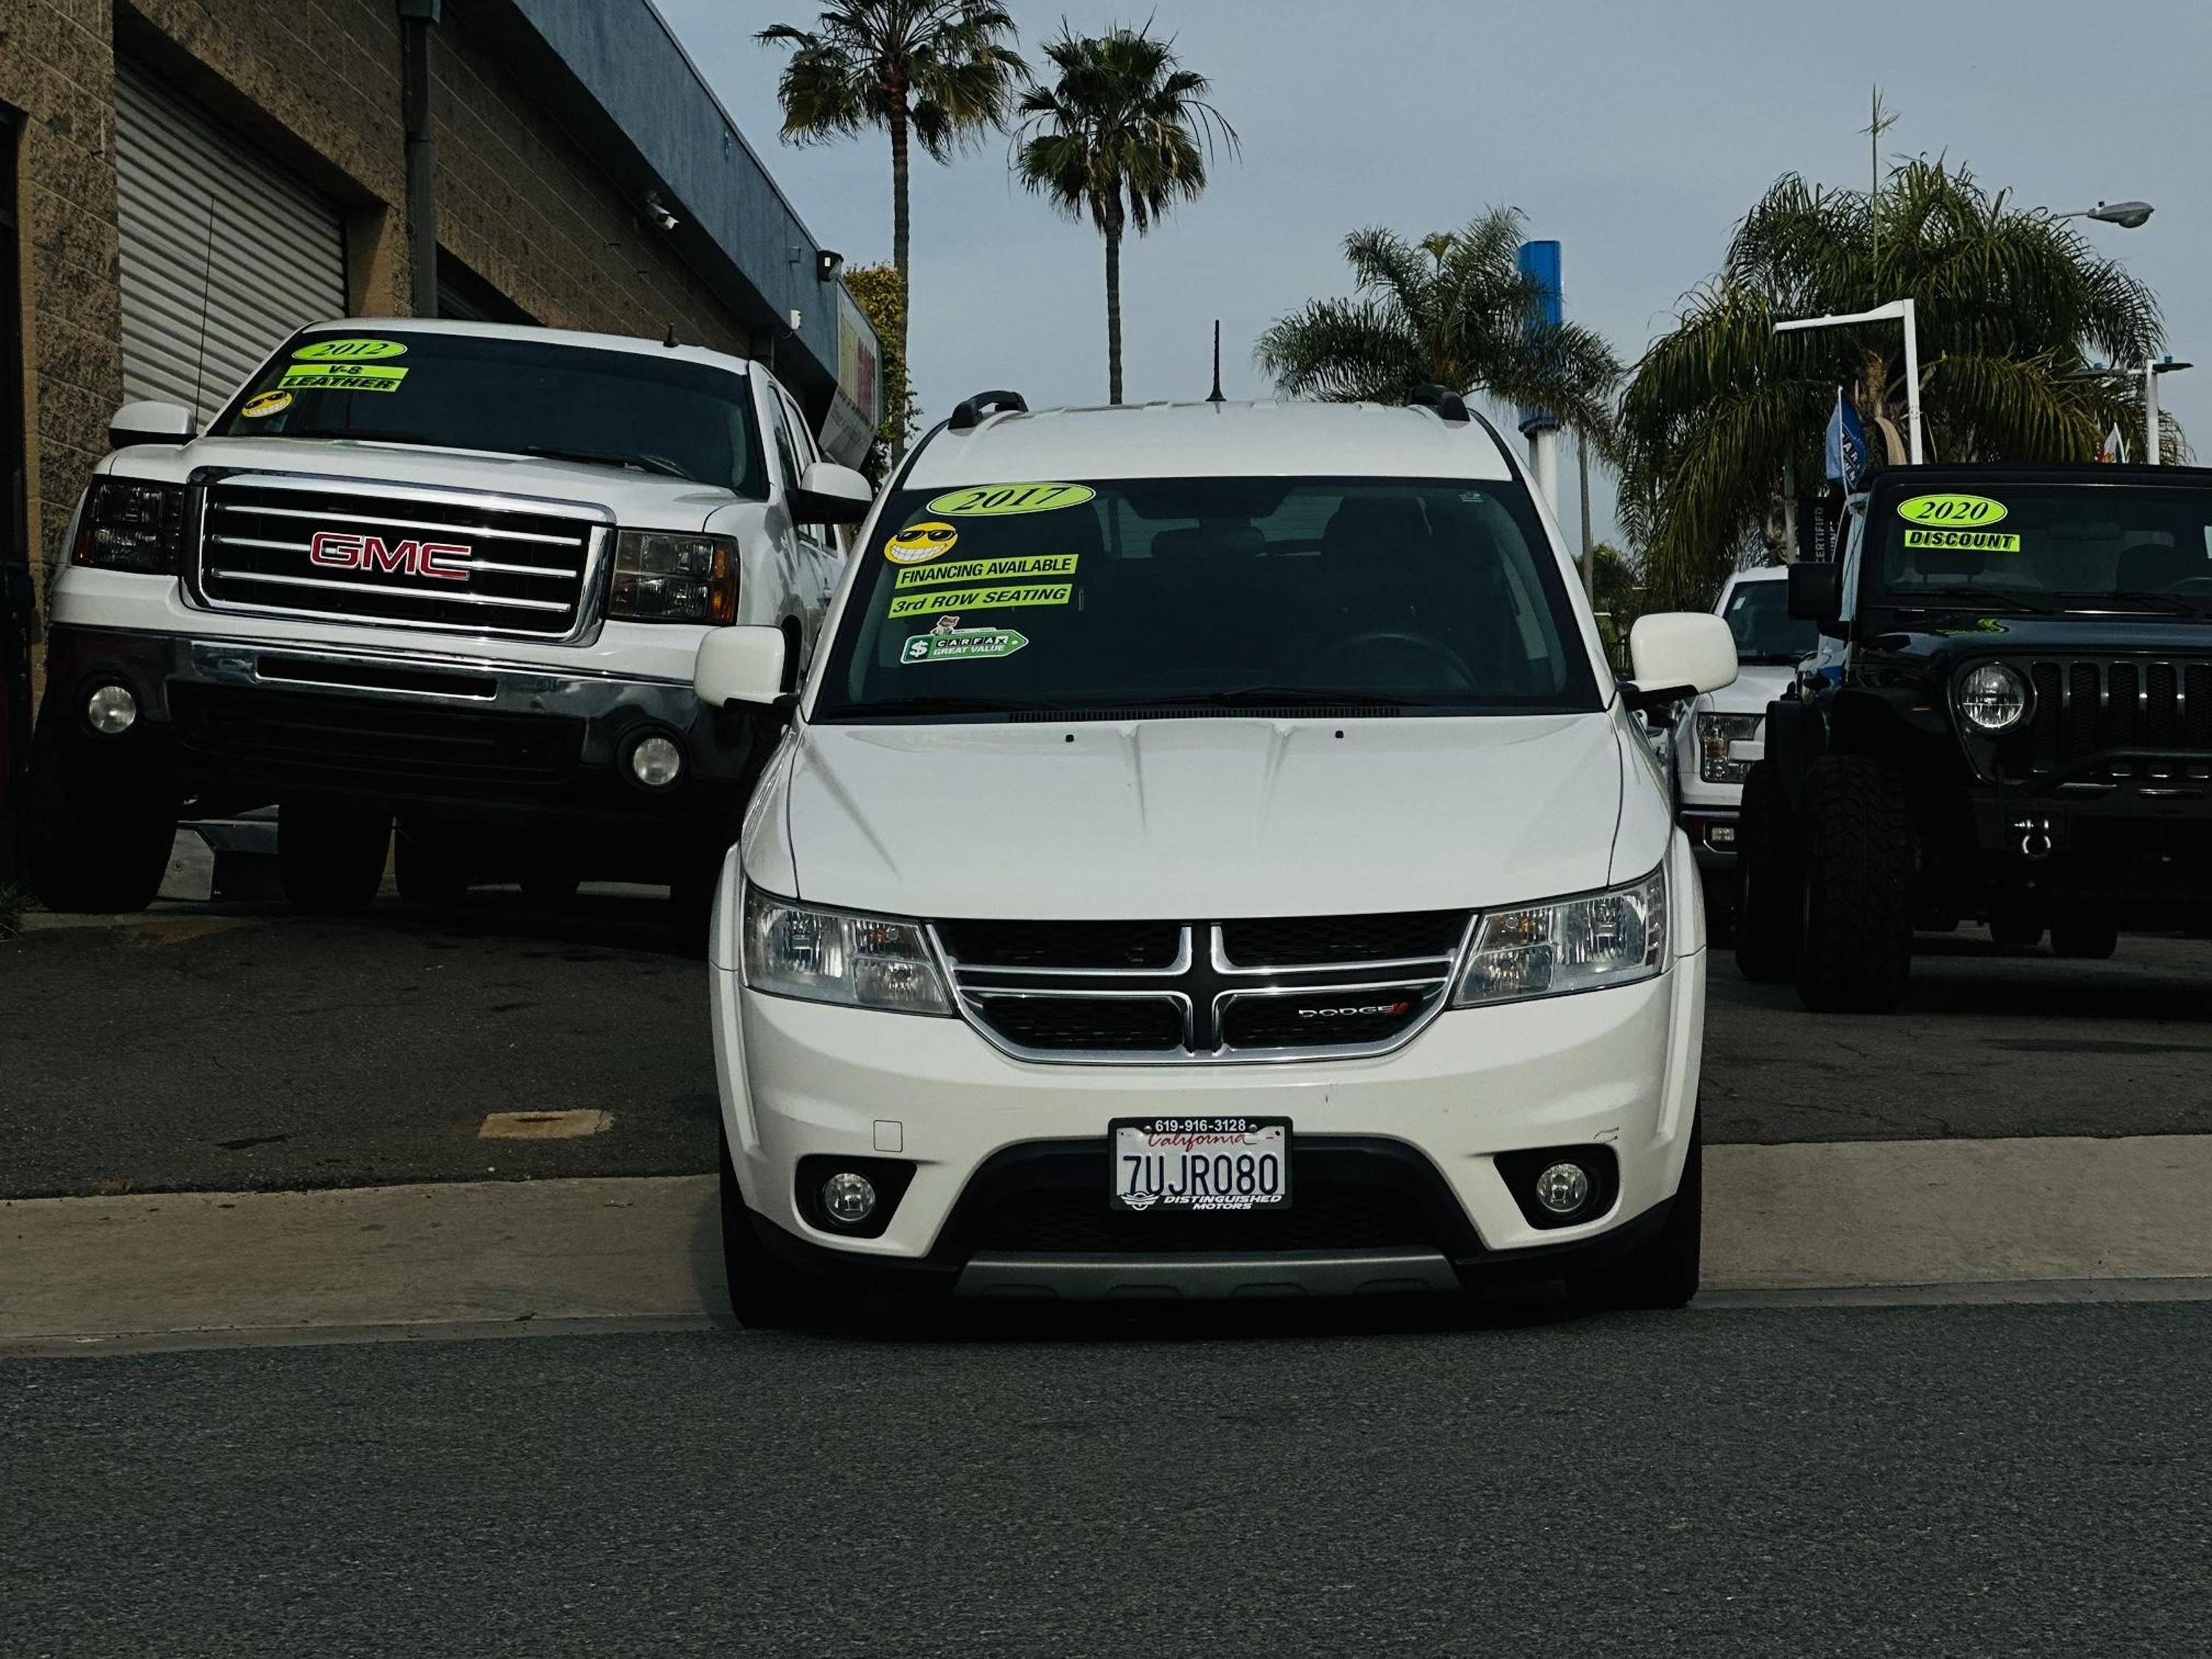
1897 493 2006 527
1904 527 2020 553
279 363 409 394
240 391 293 419
925 482 1096 518
885 521 959 564
894 553 1078 590
886 582 1074 619
293 338 409 361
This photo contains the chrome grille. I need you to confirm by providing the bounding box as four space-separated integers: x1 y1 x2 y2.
933 914 1474 1065
192 474 606 640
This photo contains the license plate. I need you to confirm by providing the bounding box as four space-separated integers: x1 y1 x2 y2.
1110 1117 1292 1213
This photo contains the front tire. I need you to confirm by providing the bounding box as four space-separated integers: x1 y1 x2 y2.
1796 756 1914 1013
394 827 470 905
1733 762 1801 982
720 1135 858 1330
24 703 175 914
2051 920 2120 960
1571 1110 1701 1311
279 801 391 915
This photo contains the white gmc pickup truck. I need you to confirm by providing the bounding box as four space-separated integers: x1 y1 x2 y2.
32 319 872 917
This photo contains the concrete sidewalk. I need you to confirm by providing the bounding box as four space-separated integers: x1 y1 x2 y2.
5 1136 2211 1352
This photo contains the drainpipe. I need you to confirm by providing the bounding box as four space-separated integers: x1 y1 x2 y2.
399 0 442 317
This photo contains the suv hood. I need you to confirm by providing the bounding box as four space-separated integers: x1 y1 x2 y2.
759 713 1628 920
106 434 741 527
1699 661 1798 716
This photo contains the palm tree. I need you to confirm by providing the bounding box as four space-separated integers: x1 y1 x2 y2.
1621 159 2168 607
1258 215 1623 444
1014 24 1237 405
757 2 1026 373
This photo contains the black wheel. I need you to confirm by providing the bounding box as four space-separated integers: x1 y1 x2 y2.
720 1134 858 1329
24 702 175 914
279 801 391 915
394 828 470 905
1733 762 1801 982
1796 756 1914 1013
520 863 581 905
2051 921 2120 960
1989 917 2044 950
1571 1110 1701 1311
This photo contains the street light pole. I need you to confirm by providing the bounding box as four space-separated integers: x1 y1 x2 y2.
2146 361 2160 465
1777 299 1921 465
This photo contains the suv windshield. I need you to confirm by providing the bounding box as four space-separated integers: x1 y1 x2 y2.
814 475 1601 720
1725 577 1817 664
211 329 767 498
1875 479 2212 615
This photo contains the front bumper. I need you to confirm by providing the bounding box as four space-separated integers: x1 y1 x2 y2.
711 949 1705 1298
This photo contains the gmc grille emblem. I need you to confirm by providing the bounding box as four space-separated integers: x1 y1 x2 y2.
1297 1002 1411 1019
309 529 473 582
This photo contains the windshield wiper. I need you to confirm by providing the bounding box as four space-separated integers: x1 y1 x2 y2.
279 426 448 447
1150 686 1437 709
821 695 1049 719
518 445 690 479
2058 590 2199 617
1892 588 2053 616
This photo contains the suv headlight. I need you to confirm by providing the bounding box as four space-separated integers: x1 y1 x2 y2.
742 888 953 1017
72 479 184 574
1958 662 2029 732
1696 712 1763 784
608 530 738 624
1452 868 1668 1007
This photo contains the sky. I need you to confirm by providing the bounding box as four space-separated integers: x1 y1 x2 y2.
658 0 2212 546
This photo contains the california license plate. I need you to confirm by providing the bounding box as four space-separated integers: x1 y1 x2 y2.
1110 1117 1292 1213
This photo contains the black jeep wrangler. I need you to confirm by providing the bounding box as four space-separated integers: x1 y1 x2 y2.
1737 463 2212 1011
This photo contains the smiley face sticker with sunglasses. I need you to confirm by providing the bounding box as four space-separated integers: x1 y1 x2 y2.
884 521 960 565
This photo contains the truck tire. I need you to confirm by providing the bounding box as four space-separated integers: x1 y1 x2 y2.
720 1134 858 1330
24 704 175 915
1796 756 1914 1013
279 801 391 915
2051 921 2120 960
394 827 470 905
1989 917 2043 950
1571 1109 1701 1311
1733 762 1801 982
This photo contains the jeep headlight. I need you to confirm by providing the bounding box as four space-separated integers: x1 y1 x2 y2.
1695 712 1763 784
1452 868 1668 1007
742 888 952 1016
1959 662 2029 732
608 530 738 624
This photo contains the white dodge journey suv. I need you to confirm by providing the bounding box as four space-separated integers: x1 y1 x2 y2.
697 389 1737 1324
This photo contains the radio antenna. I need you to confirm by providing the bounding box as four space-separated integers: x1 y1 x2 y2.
1207 319 1224 403
192 193 217 419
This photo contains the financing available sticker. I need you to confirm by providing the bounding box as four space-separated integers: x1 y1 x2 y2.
901 619 1030 663
925 481 1096 518
884 521 959 563
894 553 1078 589
886 582 1073 619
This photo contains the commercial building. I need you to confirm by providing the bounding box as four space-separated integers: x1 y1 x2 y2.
0 0 878 877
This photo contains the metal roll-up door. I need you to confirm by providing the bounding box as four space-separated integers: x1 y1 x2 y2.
114 60 349 421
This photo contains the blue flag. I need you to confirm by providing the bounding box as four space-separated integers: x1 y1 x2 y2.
1824 390 1868 490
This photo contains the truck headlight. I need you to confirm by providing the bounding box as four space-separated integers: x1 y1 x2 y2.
1453 868 1668 1007
1958 662 2029 731
742 888 953 1017
72 479 184 574
608 531 738 624
1695 712 1763 784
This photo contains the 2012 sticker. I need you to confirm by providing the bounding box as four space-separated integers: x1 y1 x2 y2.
1897 493 2007 527
886 582 1073 619
279 363 409 394
293 338 409 361
1905 526 2020 553
885 521 959 563
894 553 1079 589
925 482 1096 518
901 623 1030 664
240 391 293 420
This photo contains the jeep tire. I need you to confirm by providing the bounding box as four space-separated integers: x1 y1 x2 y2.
1796 756 1914 1013
279 801 392 915
2051 920 2120 960
24 702 175 914
1733 761 1801 983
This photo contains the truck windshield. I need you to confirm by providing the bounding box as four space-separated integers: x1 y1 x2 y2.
210 330 767 498
813 476 1601 720
1725 578 1818 664
1876 479 2212 615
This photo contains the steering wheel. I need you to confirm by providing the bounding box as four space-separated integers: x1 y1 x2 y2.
1315 630 1477 689
2166 577 2212 596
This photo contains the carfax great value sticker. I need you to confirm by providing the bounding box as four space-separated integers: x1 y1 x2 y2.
886 582 1073 619
894 553 1078 589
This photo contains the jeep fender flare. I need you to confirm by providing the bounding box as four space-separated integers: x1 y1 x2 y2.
1764 695 1828 816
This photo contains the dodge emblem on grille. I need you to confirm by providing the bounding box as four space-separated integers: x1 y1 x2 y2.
309 530 472 582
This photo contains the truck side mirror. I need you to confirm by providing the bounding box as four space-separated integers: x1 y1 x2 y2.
790 460 874 526
694 625 788 709
1623 611 1737 712
109 400 197 451
1787 561 1843 629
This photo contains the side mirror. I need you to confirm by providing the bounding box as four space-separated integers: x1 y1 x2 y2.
789 459 874 527
1787 560 1843 634
694 625 789 709
1624 612 1737 712
109 400 197 451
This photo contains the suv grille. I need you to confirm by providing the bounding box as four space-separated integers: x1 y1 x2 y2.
171 684 583 784
193 476 603 639
974 1183 1431 1253
934 914 1472 1063
2006 657 2212 777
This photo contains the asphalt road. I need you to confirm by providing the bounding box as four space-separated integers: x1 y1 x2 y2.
7 1301 2209 1657
7 894 2212 1197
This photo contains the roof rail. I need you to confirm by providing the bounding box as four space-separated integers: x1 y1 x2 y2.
1407 383 1471 424
948 389 1029 431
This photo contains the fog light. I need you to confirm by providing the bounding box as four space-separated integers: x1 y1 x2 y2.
86 683 139 736
821 1171 877 1226
629 734 683 788
1533 1161 1592 1216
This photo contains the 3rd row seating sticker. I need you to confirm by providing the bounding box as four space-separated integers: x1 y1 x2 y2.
902 623 1029 663
894 554 1078 589
1897 493 2006 526
1905 527 2020 552
887 582 1073 619
925 482 1096 518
